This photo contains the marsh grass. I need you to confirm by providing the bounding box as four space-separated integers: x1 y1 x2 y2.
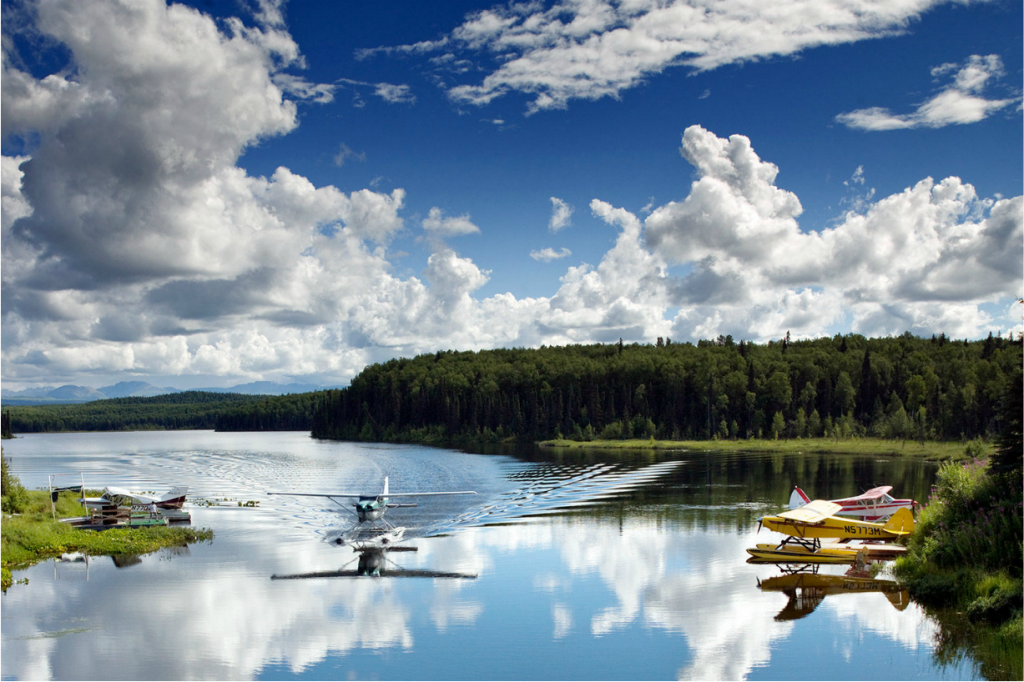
540 437 983 461
2 511 213 567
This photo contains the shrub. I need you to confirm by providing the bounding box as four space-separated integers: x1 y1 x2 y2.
1 448 29 515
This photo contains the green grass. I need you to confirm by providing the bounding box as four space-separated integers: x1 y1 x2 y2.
2 488 212 591
539 436 985 461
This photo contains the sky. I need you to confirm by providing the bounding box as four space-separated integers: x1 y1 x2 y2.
1 0 1021 391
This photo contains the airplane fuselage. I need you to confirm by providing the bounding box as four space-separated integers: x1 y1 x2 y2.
355 496 387 523
762 506 913 540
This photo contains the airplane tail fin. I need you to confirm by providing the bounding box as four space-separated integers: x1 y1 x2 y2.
883 507 914 535
383 476 389 497
789 486 811 509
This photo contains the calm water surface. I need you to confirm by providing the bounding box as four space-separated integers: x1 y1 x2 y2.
1 431 980 680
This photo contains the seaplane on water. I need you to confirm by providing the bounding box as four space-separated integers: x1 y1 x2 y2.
267 477 476 549
748 499 914 563
788 485 917 521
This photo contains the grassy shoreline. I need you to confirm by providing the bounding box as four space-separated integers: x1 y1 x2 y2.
1 486 212 591
537 436 987 461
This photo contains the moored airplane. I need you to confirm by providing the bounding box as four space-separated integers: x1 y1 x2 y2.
789 485 916 521
747 499 913 564
762 499 914 540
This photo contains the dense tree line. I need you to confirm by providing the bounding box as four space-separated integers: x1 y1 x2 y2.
213 392 317 431
311 333 1022 444
3 391 309 434
1 411 12 439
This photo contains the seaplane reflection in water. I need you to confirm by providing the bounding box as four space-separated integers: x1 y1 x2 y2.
757 565 910 621
267 476 476 549
271 546 478 580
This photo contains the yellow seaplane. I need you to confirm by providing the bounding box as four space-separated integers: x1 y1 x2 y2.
747 499 914 564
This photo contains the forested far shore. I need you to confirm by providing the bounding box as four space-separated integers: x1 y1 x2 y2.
3 333 1020 443
311 333 1022 444
2 391 316 434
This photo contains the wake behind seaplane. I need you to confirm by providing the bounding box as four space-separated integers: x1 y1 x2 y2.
267 477 476 548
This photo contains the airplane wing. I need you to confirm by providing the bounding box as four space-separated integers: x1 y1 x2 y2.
386 490 476 497
104 486 156 504
271 568 477 580
266 492 364 498
777 500 843 524
266 491 476 497
834 486 893 503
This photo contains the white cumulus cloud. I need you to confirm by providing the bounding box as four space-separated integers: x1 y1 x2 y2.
549 197 574 232
372 0 967 113
645 125 1022 340
1 1 1019 391
531 247 572 262
422 207 481 236
836 54 1017 130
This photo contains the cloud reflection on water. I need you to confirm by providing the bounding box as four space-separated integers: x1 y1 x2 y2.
1 436 946 680
4 507 943 680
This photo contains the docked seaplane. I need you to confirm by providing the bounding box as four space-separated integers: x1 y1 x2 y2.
747 499 914 563
82 486 189 511
789 485 917 521
267 477 476 549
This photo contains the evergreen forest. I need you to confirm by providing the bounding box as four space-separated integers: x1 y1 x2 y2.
311 333 1021 444
3 391 313 434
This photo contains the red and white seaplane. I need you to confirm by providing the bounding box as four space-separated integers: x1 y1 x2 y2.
789 486 916 521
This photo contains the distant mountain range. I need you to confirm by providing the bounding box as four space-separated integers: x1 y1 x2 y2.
1 380 336 405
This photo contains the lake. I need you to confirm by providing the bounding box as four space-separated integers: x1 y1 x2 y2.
1 431 981 680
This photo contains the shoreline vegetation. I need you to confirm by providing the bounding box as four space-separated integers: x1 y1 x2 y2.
890 368 1023 680
537 436 988 461
1 449 213 592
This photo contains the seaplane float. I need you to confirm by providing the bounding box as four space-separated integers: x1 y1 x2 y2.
789 485 917 521
268 476 476 549
747 498 914 564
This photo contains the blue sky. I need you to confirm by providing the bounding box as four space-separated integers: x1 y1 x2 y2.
2 0 1021 389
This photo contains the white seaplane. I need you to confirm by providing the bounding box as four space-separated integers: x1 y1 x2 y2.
82 485 189 511
788 485 917 521
268 477 476 549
